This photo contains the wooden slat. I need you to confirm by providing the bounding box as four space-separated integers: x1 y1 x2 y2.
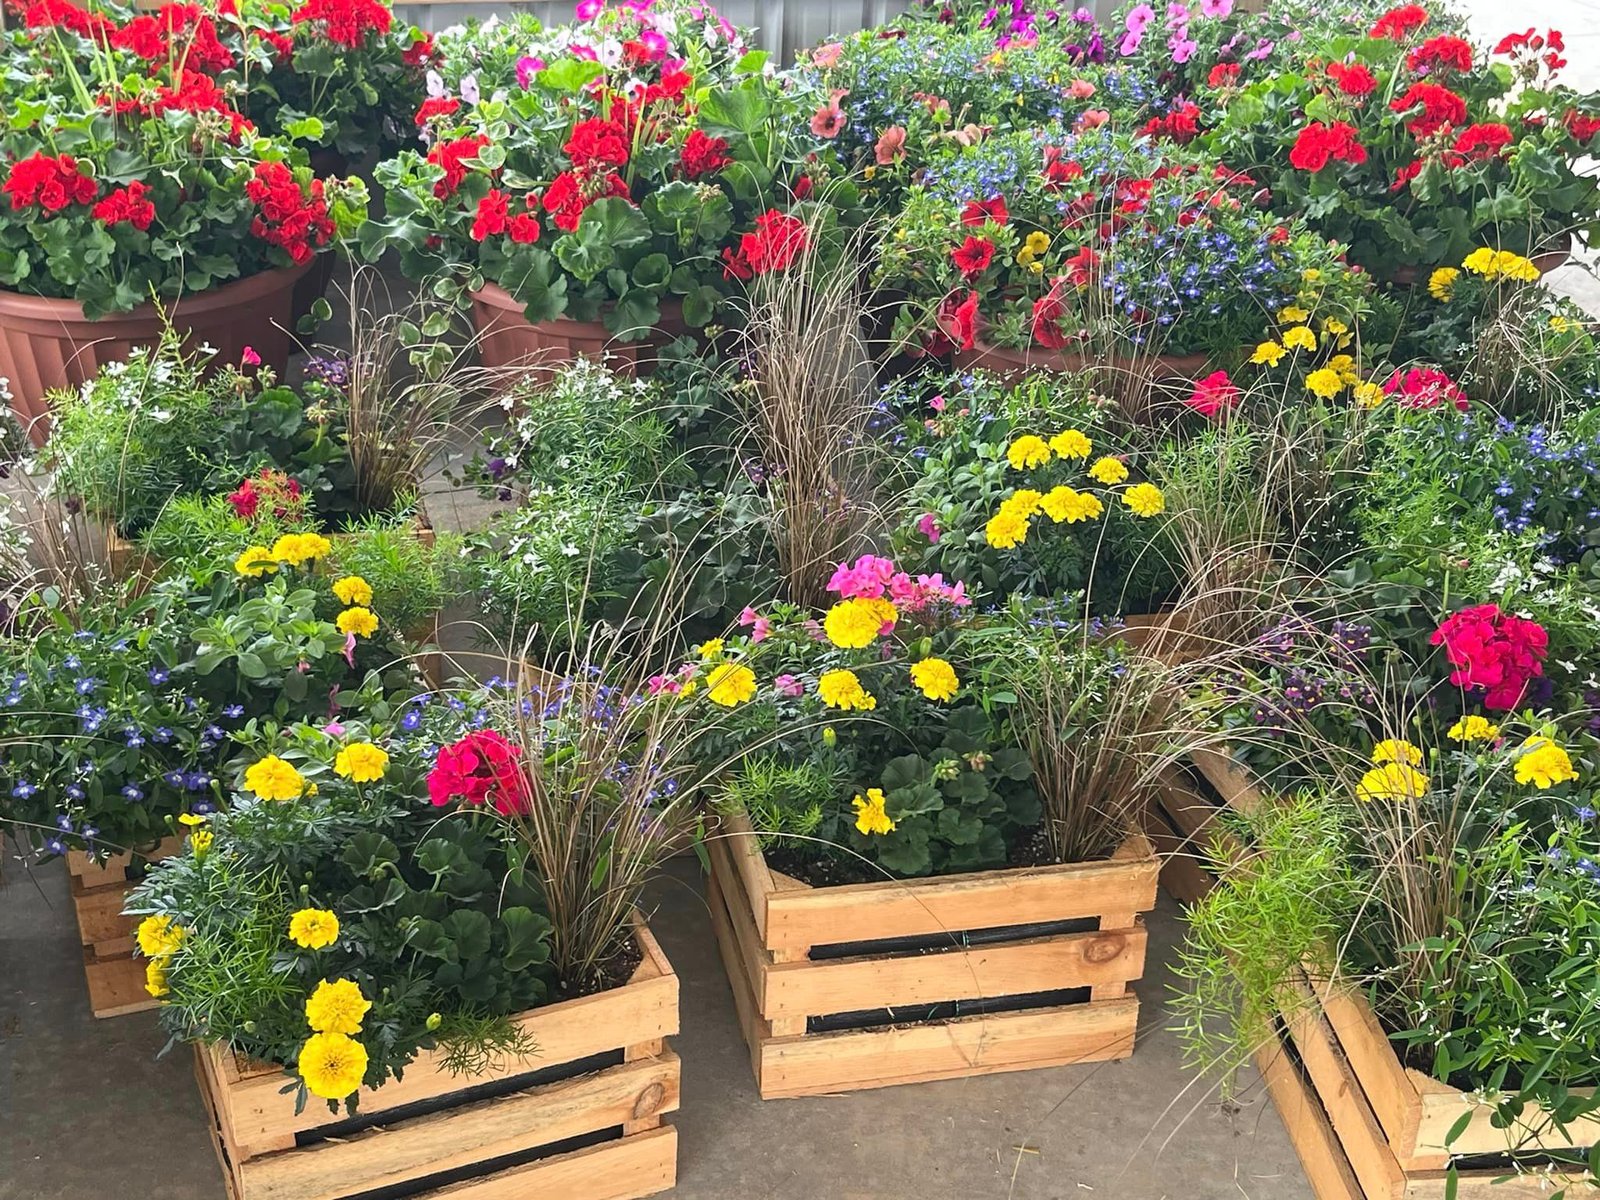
1190 747 1264 817
1412 1083 1600 1161
425 1125 676 1200
1402 1169 1597 1199
72 877 140 949
708 839 772 1012
760 840 1159 954
1252 1037 1365 1200
216 920 679 1158
83 950 158 1019
761 926 1147 1019
757 997 1140 1098
1312 977 1427 1167
705 872 773 1091
67 836 183 887
712 814 777 939
1143 804 1212 906
240 1055 681 1200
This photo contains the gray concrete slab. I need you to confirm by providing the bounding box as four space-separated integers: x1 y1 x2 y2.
0 853 1309 1200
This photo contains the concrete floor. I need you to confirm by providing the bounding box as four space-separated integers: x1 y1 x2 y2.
0 855 1309 1200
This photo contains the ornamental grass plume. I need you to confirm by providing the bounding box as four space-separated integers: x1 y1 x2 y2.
732 210 892 608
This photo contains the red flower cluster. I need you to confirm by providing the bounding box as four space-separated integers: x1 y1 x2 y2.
951 235 995 279
1390 82 1467 135
961 195 1009 227
245 161 333 264
1288 121 1367 171
21 0 112 40
1031 278 1073 348
1207 62 1240 89
427 730 532 815
680 129 730 179
227 469 304 521
1369 4 1428 40
1406 35 1472 74
738 209 808 275
1451 122 1513 160
1140 101 1201 144
1185 369 1239 418
1382 365 1467 411
565 117 631 169
145 70 255 141
402 34 436 67
1327 61 1378 98
113 5 233 73
1493 28 1566 71
91 180 157 231
1430 603 1549 710
427 135 489 199
2 152 98 212
289 0 392 49
543 168 630 233
1564 110 1600 143
936 289 980 352
469 189 541 243
414 97 460 127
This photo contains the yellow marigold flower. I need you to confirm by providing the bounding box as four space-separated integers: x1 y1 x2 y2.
985 508 1030 549
1447 715 1499 743
305 978 371 1034
334 742 389 783
824 597 891 649
337 607 379 638
909 656 959 702
1040 485 1103 523
1498 252 1539 283
696 637 724 659
272 533 332 566
235 546 278 578
1428 267 1459 302
289 909 341 950
1355 762 1429 803
1461 246 1497 276
1513 735 1578 789
137 914 186 959
1328 354 1355 373
1088 455 1128 484
298 1032 368 1101
706 663 757 707
1372 739 1423 767
145 957 170 998
1352 381 1384 409
852 788 896 835
190 829 214 856
1550 314 1575 333
1121 482 1165 518
1321 317 1348 336
332 576 373 607
1002 488 1045 518
818 668 876 711
1305 368 1344 399
244 755 305 802
1282 325 1317 351
1250 341 1286 367
1279 305 1309 324
1024 230 1051 256
1049 428 1092 460
178 812 208 827
1006 434 1052 470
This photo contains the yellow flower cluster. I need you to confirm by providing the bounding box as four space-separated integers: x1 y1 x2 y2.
1121 482 1165 518
1040 486 1102 523
909 656 959 702
334 742 389 783
289 908 341 950
298 979 371 1100
1462 247 1539 283
1355 740 1428 802
1513 735 1578 789
706 662 757 707
1446 714 1499 743
245 754 306 801
337 606 379 638
1016 230 1051 273
234 533 333 578
818 668 876 711
136 914 187 998
852 788 896 835
823 597 897 649
1428 267 1459 302
332 575 373 607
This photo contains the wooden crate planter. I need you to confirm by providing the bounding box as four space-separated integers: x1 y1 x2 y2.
707 810 1159 1098
193 920 680 1200
65 837 184 1018
1161 745 1597 1199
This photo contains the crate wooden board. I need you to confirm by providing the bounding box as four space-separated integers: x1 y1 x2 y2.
195 919 680 1200
66 836 184 1018
707 811 1158 1098
1172 746 1597 1198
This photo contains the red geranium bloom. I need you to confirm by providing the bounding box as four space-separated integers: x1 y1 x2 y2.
1327 61 1378 97
246 162 334 264
227 479 259 519
1031 280 1073 348
22 0 113 38
427 135 490 199
1289 121 1368 171
1390 82 1467 135
680 129 731 179
1452 122 1513 159
2 152 98 212
1391 159 1425 191
792 174 814 201
739 209 808 274
290 0 392 49
1430 603 1548 710
1140 101 1202 144
414 96 461 126
938 290 980 351
427 731 532 816
1208 62 1241 88
471 189 510 241
542 168 630 233
1407 35 1473 74
951 235 995 279
1185 369 1240 418
565 117 630 169
1382 365 1468 411
961 195 1009 227
91 180 157 231
402 33 435 67
1564 110 1600 143
1369 4 1428 40
508 211 541 244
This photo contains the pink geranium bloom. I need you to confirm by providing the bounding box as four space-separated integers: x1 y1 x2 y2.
576 0 603 20
916 512 941 543
812 41 844 67
1067 78 1096 98
240 345 261 367
1185 369 1240 418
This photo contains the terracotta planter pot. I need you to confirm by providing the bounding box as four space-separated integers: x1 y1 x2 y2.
1 261 313 446
953 341 1211 419
470 281 687 380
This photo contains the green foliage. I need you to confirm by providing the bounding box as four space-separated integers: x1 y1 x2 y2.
715 753 840 852
329 514 457 636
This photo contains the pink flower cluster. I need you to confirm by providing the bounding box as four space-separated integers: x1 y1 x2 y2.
1383 366 1468 411
427 730 532 815
1430 603 1549 710
827 555 971 614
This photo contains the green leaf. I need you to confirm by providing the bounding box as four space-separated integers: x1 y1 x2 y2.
500 906 553 972
442 910 493 961
538 58 606 92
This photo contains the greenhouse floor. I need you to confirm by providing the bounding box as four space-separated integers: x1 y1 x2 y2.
1 854 1312 1200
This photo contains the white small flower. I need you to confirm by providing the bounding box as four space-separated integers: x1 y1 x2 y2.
562 543 580 557
460 73 481 105
426 69 445 98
